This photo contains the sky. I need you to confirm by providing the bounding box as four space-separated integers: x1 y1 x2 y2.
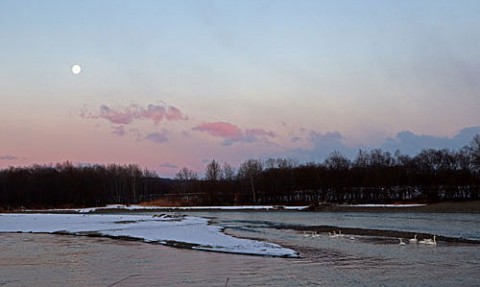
1 0 480 177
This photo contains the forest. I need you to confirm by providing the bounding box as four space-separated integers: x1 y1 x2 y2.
1 135 479 209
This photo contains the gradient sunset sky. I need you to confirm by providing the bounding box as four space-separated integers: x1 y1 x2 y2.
1 0 479 177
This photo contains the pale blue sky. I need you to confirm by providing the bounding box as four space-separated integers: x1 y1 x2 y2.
1 0 479 176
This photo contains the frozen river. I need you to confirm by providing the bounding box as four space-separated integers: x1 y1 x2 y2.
1 211 479 286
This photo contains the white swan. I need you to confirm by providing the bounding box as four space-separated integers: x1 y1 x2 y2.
424 236 437 245
304 231 319 237
419 235 437 245
399 238 407 246
409 234 418 244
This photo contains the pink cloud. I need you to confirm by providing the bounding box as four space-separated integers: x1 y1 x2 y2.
140 104 186 124
166 106 186 121
193 122 244 142
193 121 275 145
99 105 135 125
82 104 187 125
140 105 167 124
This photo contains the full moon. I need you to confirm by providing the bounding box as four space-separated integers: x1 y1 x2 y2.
71 64 82 74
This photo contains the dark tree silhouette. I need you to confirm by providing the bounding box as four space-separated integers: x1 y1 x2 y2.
2 135 480 209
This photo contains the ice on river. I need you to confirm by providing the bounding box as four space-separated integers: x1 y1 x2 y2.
0 213 298 257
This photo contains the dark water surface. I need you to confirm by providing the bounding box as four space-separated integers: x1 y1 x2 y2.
1 211 479 286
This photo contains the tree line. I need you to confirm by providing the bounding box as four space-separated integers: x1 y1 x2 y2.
171 135 480 206
1 135 479 209
0 162 171 210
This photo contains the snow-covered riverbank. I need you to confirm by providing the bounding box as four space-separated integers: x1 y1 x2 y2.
34 204 309 213
0 213 298 257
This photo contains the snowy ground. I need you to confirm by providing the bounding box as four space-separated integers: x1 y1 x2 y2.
0 213 298 257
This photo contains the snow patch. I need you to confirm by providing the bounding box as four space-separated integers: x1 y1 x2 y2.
0 213 298 257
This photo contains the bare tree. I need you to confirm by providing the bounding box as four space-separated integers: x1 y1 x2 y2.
221 162 235 181
369 149 393 167
205 159 221 181
175 167 197 181
238 159 263 203
353 149 369 168
469 134 480 174
324 151 350 170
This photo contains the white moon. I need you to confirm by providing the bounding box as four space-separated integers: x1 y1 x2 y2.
71 64 82 74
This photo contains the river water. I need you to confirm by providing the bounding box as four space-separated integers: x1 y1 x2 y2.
1 211 479 286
